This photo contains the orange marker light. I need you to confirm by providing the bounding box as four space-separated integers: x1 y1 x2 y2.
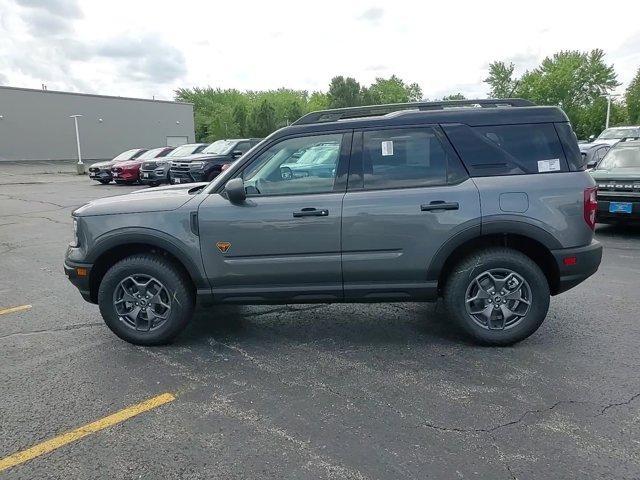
75 267 88 277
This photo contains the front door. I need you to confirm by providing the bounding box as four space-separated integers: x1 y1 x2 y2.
198 131 352 303
341 126 481 300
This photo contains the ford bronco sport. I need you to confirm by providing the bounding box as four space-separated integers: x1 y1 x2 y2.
65 99 602 346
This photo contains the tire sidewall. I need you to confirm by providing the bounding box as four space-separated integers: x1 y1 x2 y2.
98 255 193 345
444 249 550 345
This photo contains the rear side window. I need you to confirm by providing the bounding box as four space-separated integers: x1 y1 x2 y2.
443 123 568 176
361 127 450 189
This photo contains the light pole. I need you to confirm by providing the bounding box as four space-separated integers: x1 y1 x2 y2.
604 94 620 129
70 114 85 174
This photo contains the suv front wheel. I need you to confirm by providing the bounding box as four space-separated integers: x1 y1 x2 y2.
98 254 194 345
443 248 550 346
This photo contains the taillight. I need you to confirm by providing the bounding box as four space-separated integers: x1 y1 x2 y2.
583 186 597 230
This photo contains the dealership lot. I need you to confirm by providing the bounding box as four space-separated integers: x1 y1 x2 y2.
1 163 639 479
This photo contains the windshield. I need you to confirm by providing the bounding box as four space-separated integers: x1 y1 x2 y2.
137 147 165 160
291 144 340 166
167 144 199 157
113 148 141 161
597 146 640 170
597 127 640 140
203 140 235 155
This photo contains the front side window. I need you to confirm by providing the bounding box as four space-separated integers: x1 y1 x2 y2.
362 127 448 189
242 134 343 196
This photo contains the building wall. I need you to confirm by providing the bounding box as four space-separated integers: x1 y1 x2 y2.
0 87 195 161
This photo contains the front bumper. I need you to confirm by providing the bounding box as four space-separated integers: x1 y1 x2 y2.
64 257 93 303
112 170 138 182
170 169 205 184
551 240 602 294
89 170 112 182
139 167 170 184
596 197 640 223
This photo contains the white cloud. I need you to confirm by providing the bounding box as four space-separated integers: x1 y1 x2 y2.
0 0 639 100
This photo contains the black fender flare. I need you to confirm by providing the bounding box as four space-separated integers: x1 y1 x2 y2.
87 227 209 290
426 218 561 282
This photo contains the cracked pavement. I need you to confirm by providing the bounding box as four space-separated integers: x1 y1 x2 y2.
1 162 639 479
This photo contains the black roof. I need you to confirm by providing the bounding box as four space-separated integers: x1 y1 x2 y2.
281 99 568 137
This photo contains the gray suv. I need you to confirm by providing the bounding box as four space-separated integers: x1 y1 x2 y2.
64 99 602 346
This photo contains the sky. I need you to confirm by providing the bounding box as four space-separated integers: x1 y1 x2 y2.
0 0 639 101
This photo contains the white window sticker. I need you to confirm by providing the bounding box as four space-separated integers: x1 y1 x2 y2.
537 158 560 173
381 140 394 156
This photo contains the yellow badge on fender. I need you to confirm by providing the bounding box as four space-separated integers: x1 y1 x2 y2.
216 241 231 253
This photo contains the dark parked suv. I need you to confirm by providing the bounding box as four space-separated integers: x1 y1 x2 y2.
65 99 602 346
590 138 640 223
169 138 262 184
139 143 209 187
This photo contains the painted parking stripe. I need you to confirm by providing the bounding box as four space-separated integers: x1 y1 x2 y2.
0 392 175 473
0 305 32 316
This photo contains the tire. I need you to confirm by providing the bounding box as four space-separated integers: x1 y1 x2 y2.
149 181 160 187
114 180 126 185
443 248 550 346
98 179 111 185
98 254 194 345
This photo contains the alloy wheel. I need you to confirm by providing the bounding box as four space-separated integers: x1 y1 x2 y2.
113 274 172 332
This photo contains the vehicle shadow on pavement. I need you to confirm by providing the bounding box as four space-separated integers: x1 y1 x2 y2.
174 301 474 348
596 223 640 238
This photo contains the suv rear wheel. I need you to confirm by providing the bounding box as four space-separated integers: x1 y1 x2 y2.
98 254 194 345
443 248 550 346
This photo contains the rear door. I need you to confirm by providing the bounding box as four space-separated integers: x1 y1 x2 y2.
341 125 481 300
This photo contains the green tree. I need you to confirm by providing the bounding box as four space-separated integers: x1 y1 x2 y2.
441 93 466 101
364 75 423 104
484 61 516 98
626 68 640 124
327 76 363 108
248 99 277 137
484 50 620 138
307 91 329 111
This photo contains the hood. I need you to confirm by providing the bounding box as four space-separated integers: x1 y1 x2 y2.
590 169 640 180
74 183 207 217
113 159 141 168
170 153 229 163
593 138 621 146
90 160 115 169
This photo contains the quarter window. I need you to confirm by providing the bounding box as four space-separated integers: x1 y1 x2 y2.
362 128 449 189
242 134 343 196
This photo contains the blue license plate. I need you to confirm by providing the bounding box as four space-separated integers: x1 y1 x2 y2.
609 202 633 214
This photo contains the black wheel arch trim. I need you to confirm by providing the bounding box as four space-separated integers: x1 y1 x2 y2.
427 217 562 282
87 227 209 289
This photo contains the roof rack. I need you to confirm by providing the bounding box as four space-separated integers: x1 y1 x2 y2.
292 98 535 126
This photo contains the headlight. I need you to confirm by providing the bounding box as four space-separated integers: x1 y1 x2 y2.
72 217 79 247
191 161 205 170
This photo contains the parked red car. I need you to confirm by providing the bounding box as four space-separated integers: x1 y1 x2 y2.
111 146 175 184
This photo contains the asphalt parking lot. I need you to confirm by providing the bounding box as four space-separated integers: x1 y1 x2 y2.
1 162 639 480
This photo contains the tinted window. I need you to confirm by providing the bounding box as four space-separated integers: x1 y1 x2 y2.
235 142 251 153
362 128 448 189
242 134 343 196
444 123 567 176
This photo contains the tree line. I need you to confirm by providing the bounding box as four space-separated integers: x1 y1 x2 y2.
176 49 640 142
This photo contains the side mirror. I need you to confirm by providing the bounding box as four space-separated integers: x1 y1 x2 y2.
587 160 597 169
224 178 246 204
588 134 596 142
231 150 243 159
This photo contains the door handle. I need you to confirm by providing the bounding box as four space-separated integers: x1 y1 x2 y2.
293 208 329 218
420 201 459 212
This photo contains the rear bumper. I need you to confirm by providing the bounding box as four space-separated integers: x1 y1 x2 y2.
64 258 93 303
551 240 602 294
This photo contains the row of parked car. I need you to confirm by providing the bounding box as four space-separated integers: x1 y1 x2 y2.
88 138 262 186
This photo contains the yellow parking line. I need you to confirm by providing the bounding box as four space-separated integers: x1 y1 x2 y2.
0 392 175 473
0 305 32 316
